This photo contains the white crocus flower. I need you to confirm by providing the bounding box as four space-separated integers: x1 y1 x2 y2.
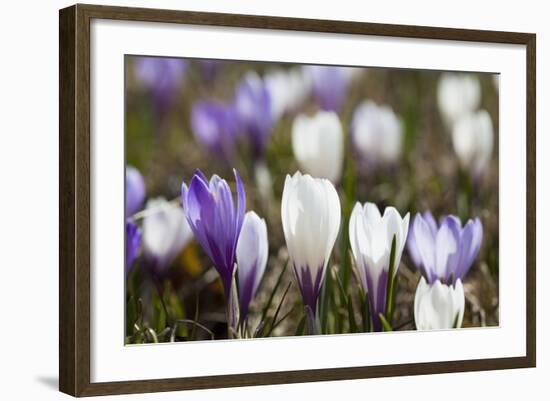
281 171 341 315
349 202 410 331
437 73 481 128
142 197 193 272
452 109 494 177
291 111 344 183
414 277 465 330
351 101 403 165
236 211 268 320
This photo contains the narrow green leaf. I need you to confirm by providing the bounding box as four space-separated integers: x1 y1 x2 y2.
259 261 288 325
265 282 292 336
294 315 306 336
270 305 297 334
320 263 333 334
385 235 397 324
452 312 460 329
379 313 393 332
347 299 357 333
359 288 371 332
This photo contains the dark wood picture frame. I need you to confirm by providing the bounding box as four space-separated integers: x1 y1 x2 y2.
59 3 536 397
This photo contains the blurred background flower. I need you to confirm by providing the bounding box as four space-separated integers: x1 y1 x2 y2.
452 109 494 178
134 57 187 117
142 197 193 274
264 67 312 119
291 111 344 183
304 65 352 111
437 73 481 129
125 165 145 217
125 220 141 274
351 100 403 167
234 72 274 159
191 101 239 164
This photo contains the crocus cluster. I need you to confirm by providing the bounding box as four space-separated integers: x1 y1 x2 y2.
181 170 268 333
124 165 196 276
192 71 277 164
408 212 483 330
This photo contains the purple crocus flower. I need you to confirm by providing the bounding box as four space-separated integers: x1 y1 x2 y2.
304 66 352 111
408 212 483 285
234 72 274 159
126 220 141 274
181 169 246 298
134 56 187 115
126 166 145 217
191 101 239 164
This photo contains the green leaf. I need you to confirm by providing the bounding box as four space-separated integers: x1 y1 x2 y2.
259 261 288 325
379 313 393 332
385 235 397 324
265 282 292 337
294 315 306 336
358 288 371 332
452 312 461 329
347 299 357 333
319 262 333 334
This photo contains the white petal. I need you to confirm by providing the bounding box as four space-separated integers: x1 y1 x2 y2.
237 211 268 294
414 278 465 330
281 172 341 280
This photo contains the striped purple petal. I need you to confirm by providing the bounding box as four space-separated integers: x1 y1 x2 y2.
408 212 483 285
181 169 246 298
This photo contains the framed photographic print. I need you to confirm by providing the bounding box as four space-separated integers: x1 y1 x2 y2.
59 4 536 397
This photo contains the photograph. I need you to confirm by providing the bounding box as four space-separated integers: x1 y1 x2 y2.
124 55 499 343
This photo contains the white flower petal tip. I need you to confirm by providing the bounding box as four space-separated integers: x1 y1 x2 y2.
414 277 465 331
